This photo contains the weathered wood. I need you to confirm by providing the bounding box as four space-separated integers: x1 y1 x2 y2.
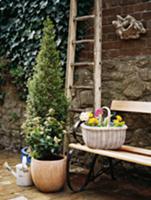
73 39 94 44
94 0 102 110
111 100 151 114
75 15 95 21
64 0 77 154
120 145 151 157
65 0 77 100
65 0 102 153
71 62 94 66
69 143 151 167
71 85 93 89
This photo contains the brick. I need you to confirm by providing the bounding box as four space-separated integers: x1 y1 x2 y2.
106 33 118 41
108 49 120 58
107 16 116 24
142 11 151 20
144 48 151 55
122 5 135 14
103 25 114 33
120 40 135 49
131 12 143 20
103 7 121 17
120 48 143 57
102 50 110 59
102 17 109 25
134 2 151 12
133 39 147 49
102 34 108 42
146 20 151 29
146 29 151 38
120 0 142 6
103 41 121 49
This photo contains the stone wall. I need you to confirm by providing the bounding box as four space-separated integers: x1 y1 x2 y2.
102 56 151 148
73 55 151 148
0 0 151 150
0 82 25 151
72 0 151 149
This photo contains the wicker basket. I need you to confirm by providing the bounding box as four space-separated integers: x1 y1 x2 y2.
81 107 127 149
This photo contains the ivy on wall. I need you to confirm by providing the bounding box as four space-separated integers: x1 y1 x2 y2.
0 0 93 100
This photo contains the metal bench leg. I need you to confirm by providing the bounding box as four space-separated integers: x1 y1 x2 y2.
67 149 98 192
108 158 116 180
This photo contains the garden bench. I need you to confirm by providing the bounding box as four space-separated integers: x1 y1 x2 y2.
67 100 151 192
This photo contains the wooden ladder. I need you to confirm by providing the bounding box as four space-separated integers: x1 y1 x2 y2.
65 0 102 112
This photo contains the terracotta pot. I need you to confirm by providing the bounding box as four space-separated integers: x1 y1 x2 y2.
31 156 67 192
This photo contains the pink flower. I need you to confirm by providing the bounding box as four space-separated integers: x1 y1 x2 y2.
95 108 103 117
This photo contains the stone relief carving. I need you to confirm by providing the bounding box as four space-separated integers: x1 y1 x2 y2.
112 15 147 40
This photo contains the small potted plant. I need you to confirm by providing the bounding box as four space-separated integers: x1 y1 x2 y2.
22 109 67 192
79 107 127 149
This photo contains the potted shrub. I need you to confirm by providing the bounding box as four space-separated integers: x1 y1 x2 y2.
22 109 67 192
22 18 68 192
79 107 127 149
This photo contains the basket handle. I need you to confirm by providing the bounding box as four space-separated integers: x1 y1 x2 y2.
102 106 111 127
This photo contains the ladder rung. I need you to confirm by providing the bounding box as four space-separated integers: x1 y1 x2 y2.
74 15 95 21
73 39 94 44
69 108 85 113
71 85 93 89
71 62 94 67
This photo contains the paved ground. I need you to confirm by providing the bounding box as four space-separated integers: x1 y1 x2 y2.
0 151 151 200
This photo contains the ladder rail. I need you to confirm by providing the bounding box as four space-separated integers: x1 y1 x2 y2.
65 0 102 108
64 0 102 154
94 0 102 110
65 0 77 100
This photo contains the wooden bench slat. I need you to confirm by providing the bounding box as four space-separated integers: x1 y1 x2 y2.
111 100 151 114
69 143 151 167
120 145 151 157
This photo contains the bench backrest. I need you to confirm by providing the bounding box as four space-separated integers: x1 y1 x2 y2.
111 100 151 114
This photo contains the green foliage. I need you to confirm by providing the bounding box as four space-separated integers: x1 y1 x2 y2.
0 0 93 99
22 18 68 159
10 66 26 99
0 57 9 104
27 18 68 121
23 109 65 160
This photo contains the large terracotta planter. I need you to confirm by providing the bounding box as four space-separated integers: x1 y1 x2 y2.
31 156 67 192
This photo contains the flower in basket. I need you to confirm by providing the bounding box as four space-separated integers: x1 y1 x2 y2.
80 107 125 127
79 107 127 149
22 108 65 160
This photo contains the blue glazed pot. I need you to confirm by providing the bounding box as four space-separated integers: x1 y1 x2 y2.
21 147 31 164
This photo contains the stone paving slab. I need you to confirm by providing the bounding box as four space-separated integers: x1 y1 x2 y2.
0 151 151 200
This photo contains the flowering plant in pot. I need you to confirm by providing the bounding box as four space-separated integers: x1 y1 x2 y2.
79 107 127 149
22 109 67 192
22 18 68 193
22 108 65 160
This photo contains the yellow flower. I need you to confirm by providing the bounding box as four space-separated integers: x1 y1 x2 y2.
116 115 122 122
119 121 125 126
113 119 125 127
88 112 93 118
87 117 98 126
113 119 119 126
